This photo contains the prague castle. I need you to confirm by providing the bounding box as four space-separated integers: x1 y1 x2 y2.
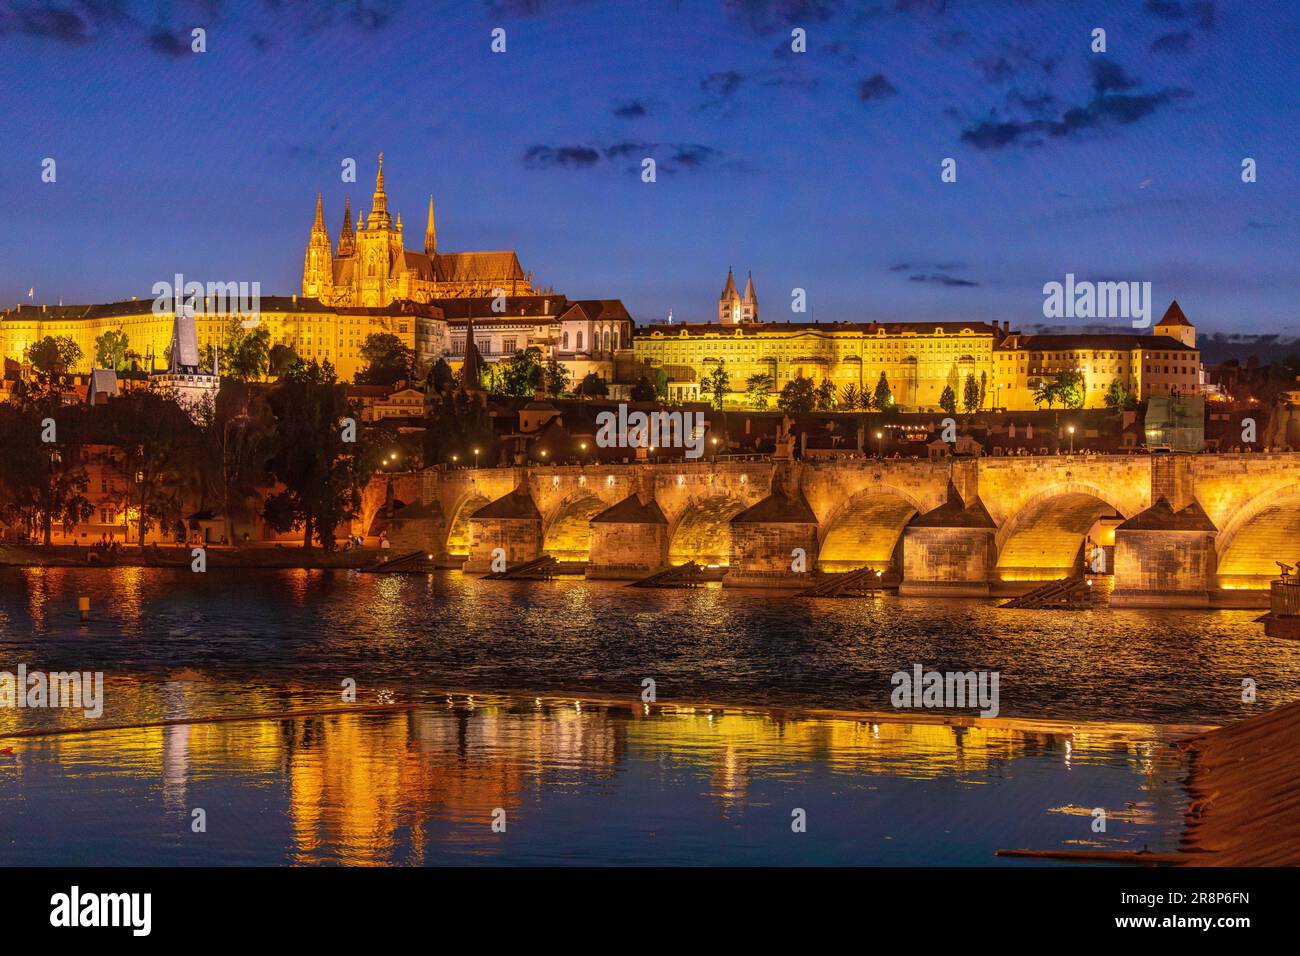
302 154 538 307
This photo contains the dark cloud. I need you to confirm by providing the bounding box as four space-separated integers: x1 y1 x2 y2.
908 273 979 287
1091 61 1139 94
701 70 745 99
147 27 191 56
522 141 736 175
1151 31 1192 53
722 0 844 35
612 99 649 119
522 145 602 169
0 5 93 43
961 60 1190 149
1144 0 1185 19
856 73 897 101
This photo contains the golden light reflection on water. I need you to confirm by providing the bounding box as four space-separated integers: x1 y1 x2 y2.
1 679 1191 865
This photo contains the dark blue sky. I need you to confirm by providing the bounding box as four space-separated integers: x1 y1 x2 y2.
1 0 1296 332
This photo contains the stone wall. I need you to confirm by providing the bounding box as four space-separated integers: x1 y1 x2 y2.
1112 529 1216 606
899 527 995 596
464 516 542 573
587 522 667 578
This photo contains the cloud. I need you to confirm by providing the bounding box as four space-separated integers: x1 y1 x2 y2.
1144 0 1186 19
0 5 93 43
147 26 191 56
959 60 1190 149
856 73 897 101
522 141 740 174
701 70 744 98
909 273 979 287
612 99 649 119
1151 31 1192 53
522 145 602 169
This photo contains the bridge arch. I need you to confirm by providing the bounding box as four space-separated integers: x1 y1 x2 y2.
994 484 1126 582
1216 482 1300 589
444 491 490 557
816 488 923 572
542 493 609 562
668 495 748 567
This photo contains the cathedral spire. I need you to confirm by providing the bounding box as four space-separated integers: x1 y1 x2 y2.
425 195 437 256
337 196 355 256
312 192 325 232
368 152 391 229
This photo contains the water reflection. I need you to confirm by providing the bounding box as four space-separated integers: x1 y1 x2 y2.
0 686 1189 866
2 568 1297 723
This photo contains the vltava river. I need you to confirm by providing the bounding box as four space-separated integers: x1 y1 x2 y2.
3 568 1279 864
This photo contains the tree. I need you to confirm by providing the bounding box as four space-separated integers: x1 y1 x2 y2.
0 395 93 545
979 370 988 411
228 327 271 382
840 383 861 410
101 385 202 546
778 375 816 414
194 383 274 546
497 347 544 398
268 343 299 379
630 377 656 403
872 372 893 411
576 372 608 399
25 335 82 377
705 362 730 410
938 384 957 415
962 373 980 415
262 359 373 551
745 372 775 410
355 333 414 386
815 378 836 411
1104 378 1138 410
1056 369 1087 409
1032 380 1058 409
544 358 569 398
94 329 130 371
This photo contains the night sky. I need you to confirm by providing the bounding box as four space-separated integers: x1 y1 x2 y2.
1 0 1296 332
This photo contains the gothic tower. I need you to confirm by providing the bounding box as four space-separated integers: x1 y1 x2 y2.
425 195 437 256
302 192 334 301
1154 299 1196 348
742 271 758 323
337 196 355 257
719 267 741 324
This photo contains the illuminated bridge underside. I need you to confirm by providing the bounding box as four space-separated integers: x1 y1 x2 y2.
670 497 747 567
818 496 917 572
1218 498 1300 588
996 493 1116 582
543 495 608 562
445 495 488 556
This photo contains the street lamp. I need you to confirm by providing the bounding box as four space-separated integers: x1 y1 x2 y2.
451 454 459 468
579 441 587 463
876 430 884 457
711 436 719 461
1067 425 1076 454
473 447 480 469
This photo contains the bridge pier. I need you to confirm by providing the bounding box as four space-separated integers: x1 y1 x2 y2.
724 488 819 588
1110 498 1219 607
898 491 997 597
586 492 669 579
463 486 543 574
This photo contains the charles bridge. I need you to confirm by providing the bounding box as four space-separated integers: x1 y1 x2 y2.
370 453 1300 605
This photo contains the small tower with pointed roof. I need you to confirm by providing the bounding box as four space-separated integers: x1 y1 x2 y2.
719 267 741 324
302 192 334 300
718 267 758 324
337 197 355 257
742 271 758 323
1154 299 1196 348
425 195 437 256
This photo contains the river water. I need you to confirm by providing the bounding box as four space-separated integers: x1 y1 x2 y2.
1 567 1295 864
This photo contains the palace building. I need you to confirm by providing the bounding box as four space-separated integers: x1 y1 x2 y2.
302 154 538 307
0 296 446 383
631 280 1201 411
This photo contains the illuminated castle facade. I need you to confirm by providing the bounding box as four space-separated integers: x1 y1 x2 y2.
302 154 537 308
